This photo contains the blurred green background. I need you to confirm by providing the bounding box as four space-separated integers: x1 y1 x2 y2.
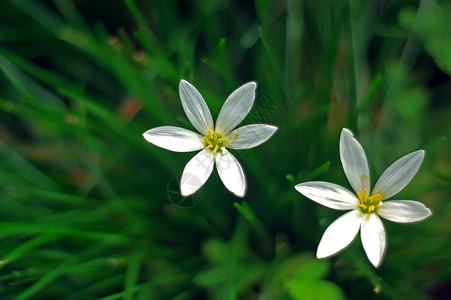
0 0 450 299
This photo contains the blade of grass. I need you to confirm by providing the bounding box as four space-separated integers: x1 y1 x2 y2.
234 202 270 250
123 248 146 300
258 26 284 94
0 234 57 270
14 256 79 300
356 73 382 114
0 139 61 190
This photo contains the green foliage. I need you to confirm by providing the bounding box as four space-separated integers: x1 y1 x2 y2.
285 259 347 300
0 0 450 299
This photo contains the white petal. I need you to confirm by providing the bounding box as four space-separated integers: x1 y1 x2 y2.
179 80 214 136
295 181 359 210
339 128 370 195
215 82 257 134
226 124 278 150
215 150 246 197
180 149 214 196
377 200 432 223
316 210 362 259
372 150 425 199
143 126 204 152
361 214 386 268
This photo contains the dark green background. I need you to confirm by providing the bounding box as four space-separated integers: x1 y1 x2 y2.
0 0 449 299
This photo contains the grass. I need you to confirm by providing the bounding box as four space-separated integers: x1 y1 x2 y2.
0 0 450 299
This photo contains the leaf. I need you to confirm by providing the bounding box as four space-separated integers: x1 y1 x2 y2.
293 259 331 281
287 279 347 300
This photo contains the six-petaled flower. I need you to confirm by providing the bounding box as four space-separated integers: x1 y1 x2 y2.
295 128 431 268
143 80 278 197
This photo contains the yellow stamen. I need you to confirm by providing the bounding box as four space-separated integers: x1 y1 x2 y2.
356 191 364 203
203 129 226 154
212 145 219 154
368 193 384 202
203 137 213 145
356 189 384 214
357 203 367 210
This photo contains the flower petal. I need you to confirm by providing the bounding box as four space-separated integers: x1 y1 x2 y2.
180 149 214 196
361 214 386 268
316 210 362 259
143 126 204 152
339 128 370 195
215 150 246 197
215 82 257 134
377 200 431 223
179 80 214 136
372 150 425 199
295 181 359 210
226 124 278 150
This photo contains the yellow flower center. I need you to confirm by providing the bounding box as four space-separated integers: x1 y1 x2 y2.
203 128 226 154
356 189 384 214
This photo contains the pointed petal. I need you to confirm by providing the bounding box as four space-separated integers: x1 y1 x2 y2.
179 80 213 136
361 214 386 268
372 150 425 199
215 82 257 134
295 181 359 210
143 126 204 152
316 210 362 259
340 128 370 195
226 124 278 150
215 150 246 197
180 149 214 196
377 200 431 223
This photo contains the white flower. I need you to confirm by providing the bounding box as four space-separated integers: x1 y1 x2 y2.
143 80 277 198
295 128 431 268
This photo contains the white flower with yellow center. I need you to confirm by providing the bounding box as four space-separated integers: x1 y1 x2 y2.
143 80 277 197
295 128 431 268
